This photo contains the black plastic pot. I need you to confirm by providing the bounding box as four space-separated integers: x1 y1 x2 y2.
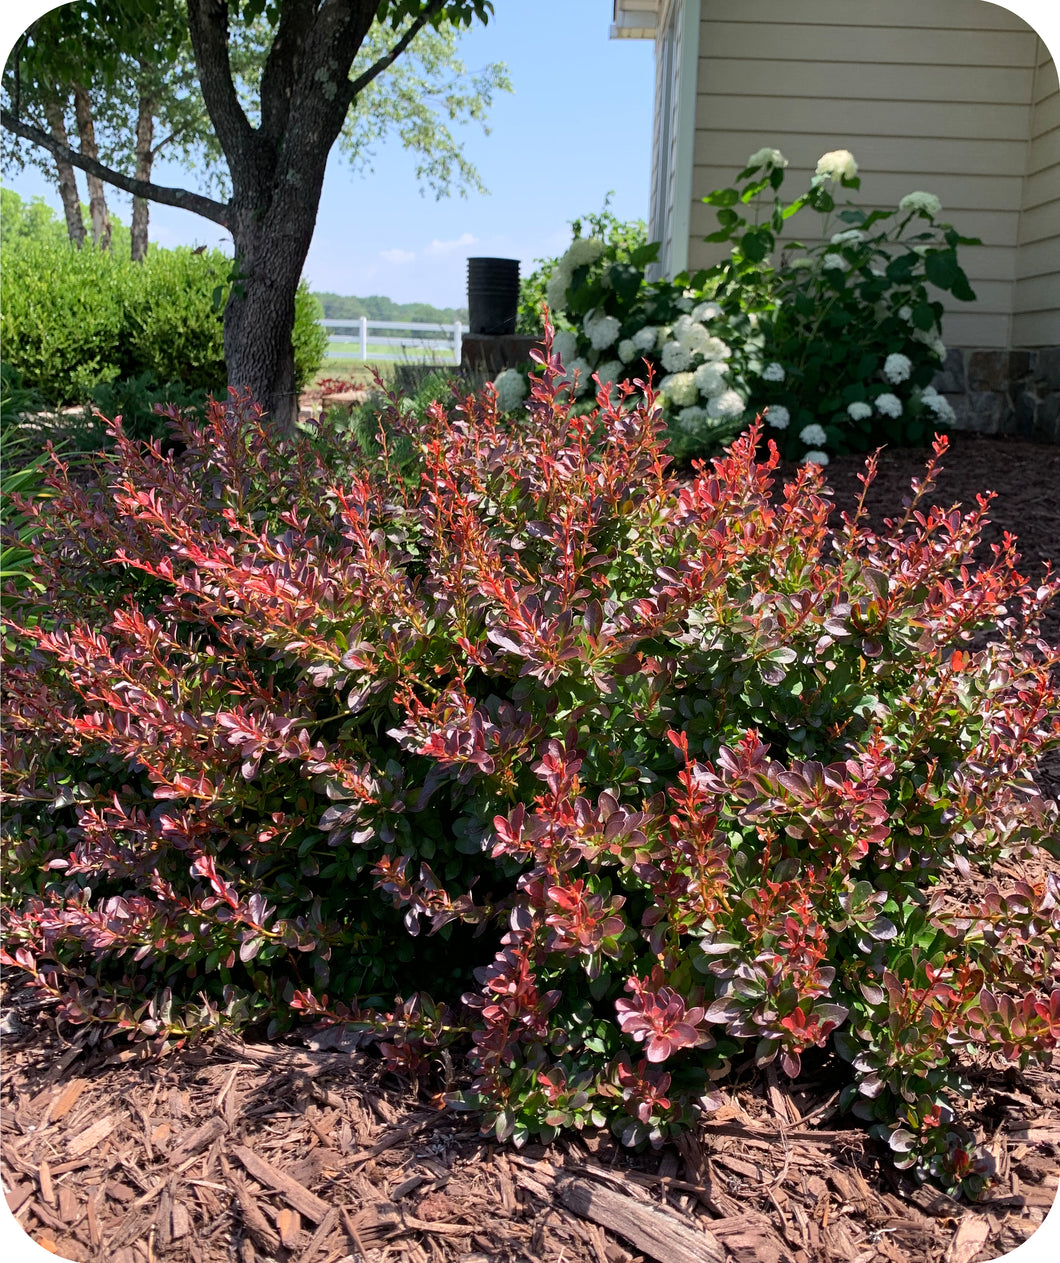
467 257 520 335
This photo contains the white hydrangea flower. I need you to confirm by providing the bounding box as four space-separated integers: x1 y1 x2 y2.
491 368 528 412
899 191 942 217
799 423 828 446
747 146 788 171
875 392 903 418
691 300 722 323
675 295 694 312
765 404 790 429
816 149 858 182
656 326 673 351
883 352 913 384
593 360 624 388
546 268 571 310
564 237 606 268
661 341 691 373
565 357 595 396
617 338 638 364
761 362 786 382
701 336 731 361
676 405 711 433
552 329 579 364
898 306 913 321
632 326 659 352
694 361 727 397
822 253 848 271
706 389 745 420
658 372 698 408
921 386 956 423
584 311 621 350
674 317 714 358
847 401 872 421
831 229 864 244
801 450 830 466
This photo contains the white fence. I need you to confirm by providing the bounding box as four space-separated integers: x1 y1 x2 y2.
321 317 463 365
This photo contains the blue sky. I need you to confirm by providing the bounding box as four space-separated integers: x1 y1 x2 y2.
2 1 1058 310
2 2 655 307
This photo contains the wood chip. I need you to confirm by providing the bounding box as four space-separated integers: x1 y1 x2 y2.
944 1214 992 1263
67 1113 118 1158
46 1078 88 1123
38 1159 55 1206
231 1145 331 1224
277 1207 302 1249
558 1176 729 1263
169 1116 228 1165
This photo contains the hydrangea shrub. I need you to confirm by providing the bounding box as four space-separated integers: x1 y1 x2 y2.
3 341 1058 1198
503 149 977 466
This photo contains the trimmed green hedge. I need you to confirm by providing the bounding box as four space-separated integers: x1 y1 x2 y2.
1 239 326 407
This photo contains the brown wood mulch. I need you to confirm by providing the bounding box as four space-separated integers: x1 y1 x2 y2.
3 432 1059 1263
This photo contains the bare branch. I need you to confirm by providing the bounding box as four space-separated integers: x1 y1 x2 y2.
1 109 231 227
343 0 445 110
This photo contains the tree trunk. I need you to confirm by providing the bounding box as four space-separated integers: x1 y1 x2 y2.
224 193 315 431
43 97 85 248
131 85 155 262
71 82 111 250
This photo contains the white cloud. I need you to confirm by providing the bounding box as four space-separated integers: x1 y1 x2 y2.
380 248 416 264
424 232 477 256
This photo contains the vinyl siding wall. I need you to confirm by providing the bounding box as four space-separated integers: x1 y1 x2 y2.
1014 40 1060 346
676 0 1057 349
647 0 682 275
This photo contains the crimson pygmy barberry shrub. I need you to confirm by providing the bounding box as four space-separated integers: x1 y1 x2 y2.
3 330 1059 1198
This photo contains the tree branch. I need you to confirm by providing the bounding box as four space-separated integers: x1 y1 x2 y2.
186 0 256 180
1 109 231 227
343 0 445 110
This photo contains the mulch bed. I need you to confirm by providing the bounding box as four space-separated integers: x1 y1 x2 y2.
3 432 1059 1263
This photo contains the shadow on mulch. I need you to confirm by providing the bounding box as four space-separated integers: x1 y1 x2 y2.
3 432 1059 1263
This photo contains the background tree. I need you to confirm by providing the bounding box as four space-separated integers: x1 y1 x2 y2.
3 0 502 426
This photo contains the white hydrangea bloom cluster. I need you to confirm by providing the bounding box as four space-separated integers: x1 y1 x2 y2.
546 237 607 309
694 362 727 396
655 326 673 351
632 327 659 352
747 146 788 171
657 372 698 408
584 310 621 350
594 361 623 388
920 385 956 423
691 300 722 323
706 390 745 420
801 450 830 466
491 368 528 413
847 401 872 421
816 149 858 182
565 357 595 396
672 315 715 357
898 306 913 322
799 423 827 446
899 191 941 217
883 353 912 384
912 328 947 359
551 329 579 365
661 341 692 373
618 338 638 364
765 404 790 429
761 362 786 382
875 392 903 418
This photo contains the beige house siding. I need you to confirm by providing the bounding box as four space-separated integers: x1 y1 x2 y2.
681 0 1053 350
647 1 699 277
1014 39 1060 346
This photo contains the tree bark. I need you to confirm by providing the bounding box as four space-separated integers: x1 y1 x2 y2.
131 81 155 262
72 82 112 251
43 97 85 249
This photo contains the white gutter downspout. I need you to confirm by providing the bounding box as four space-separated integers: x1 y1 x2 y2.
668 0 701 277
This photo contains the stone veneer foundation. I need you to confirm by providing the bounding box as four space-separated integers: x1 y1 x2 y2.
933 348 1060 443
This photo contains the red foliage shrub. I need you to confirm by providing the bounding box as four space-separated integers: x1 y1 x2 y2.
3 327 1058 1195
